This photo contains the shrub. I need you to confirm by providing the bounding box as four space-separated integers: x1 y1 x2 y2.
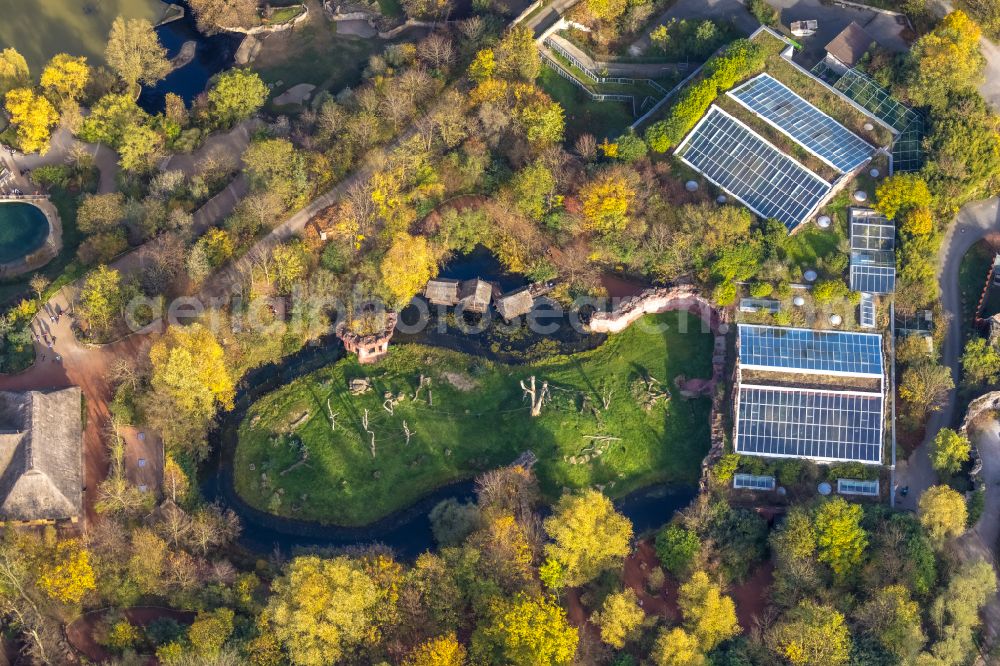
713 281 737 306
714 453 740 483
645 77 718 152
749 281 772 298
615 134 648 162
647 566 666 593
655 524 701 577
748 0 778 25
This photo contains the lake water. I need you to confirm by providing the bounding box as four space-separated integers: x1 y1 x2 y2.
0 0 238 113
0 202 49 263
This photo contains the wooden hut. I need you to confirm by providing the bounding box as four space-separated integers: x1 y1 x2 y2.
459 279 492 313
424 278 460 306
496 288 535 321
0 388 83 525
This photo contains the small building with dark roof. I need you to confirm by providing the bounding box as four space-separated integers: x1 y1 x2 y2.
824 22 876 72
496 288 535 321
459 279 492 313
0 387 83 524
424 278 460 306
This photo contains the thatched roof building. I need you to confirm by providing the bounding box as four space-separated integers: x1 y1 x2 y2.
424 278 460 306
496 288 535 321
0 388 82 523
459 279 492 313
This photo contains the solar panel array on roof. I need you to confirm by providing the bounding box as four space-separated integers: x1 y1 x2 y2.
859 293 875 328
850 210 896 294
676 106 832 231
736 385 883 463
738 324 884 377
837 478 880 495
728 74 875 173
733 473 776 490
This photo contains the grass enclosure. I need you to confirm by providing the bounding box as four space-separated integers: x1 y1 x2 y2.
235 312 714 525
538 68 635 141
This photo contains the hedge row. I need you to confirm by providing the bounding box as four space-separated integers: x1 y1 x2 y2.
645 39 767 153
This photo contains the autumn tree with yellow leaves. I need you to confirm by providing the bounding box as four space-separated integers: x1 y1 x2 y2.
905 10 986 110
579 169 636 234
918 484 968 547
543 489 633 587
40 54 90 105
813 497 868 579
380 232 439 308
4 87 58 154
264 555 382 666
37 539 96 605
678 571 740 651
147 322 235 457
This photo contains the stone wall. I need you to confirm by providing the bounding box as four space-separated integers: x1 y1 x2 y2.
220 3 310 34
588 286 730 490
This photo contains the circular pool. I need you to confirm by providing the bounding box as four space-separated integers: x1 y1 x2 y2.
0 202 50 264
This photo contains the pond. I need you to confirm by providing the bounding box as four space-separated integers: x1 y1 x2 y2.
138 2 242 113
0 203 49 264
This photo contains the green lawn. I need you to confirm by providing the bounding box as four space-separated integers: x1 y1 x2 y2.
251 21 384 101
538 68 635 142
235 311 714 525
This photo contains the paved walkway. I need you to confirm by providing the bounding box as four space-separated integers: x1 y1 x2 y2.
628 0 759 56
894 197 1000 511
546 34 687 77
1 128 120 195
954 420 1000 651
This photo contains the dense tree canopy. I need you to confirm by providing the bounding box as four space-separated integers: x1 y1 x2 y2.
543 489 633 586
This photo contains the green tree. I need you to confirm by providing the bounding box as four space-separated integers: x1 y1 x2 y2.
923 559 997 664
904 10 985 110
854 585 925 663
651 627 705 666
265 555 382 666
509 161 555 220
0 48 29 95
592 589 645 649
77 192 126 235
678 571 740 651
77 265 125 332
117 123 164 173
188 608 234 657
918 484 967 547
899 361 954 420
543 489 633 587
78 93 148 147
207 68 268 127
472 592 578 665
930 428 971 475
242 138 309 209
770 506 816 564
813 497 867 578
961 337 1000 385
654 524 700 577
769 601 851 665
105 16 171 94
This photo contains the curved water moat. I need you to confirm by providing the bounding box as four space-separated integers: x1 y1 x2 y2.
0 202 51 264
